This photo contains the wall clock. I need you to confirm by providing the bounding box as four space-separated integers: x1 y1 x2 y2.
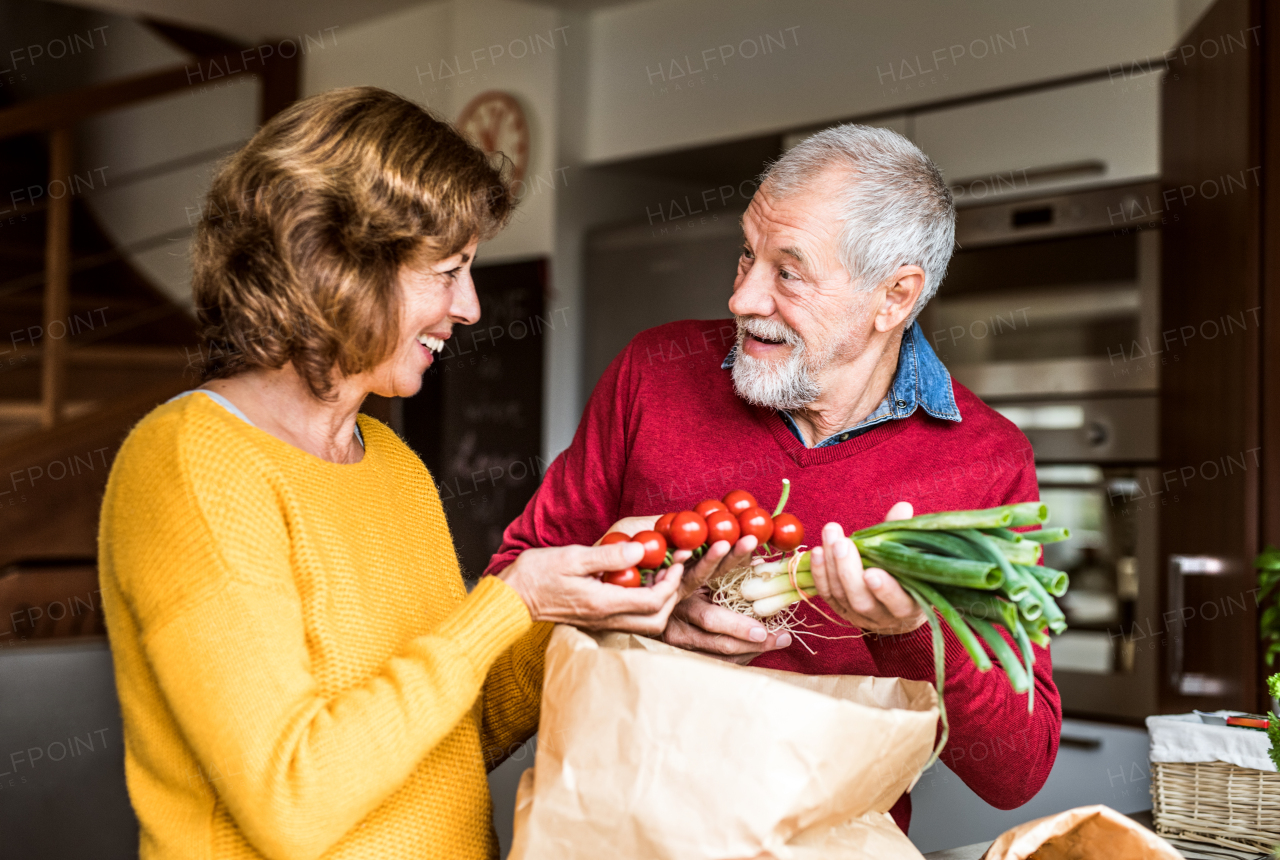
457 90 529 185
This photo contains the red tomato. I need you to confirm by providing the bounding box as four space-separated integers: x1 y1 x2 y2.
655 512 676 542
602 567 642 587
722 489 758 516
694 499 727 519
704 509 741 545
669 510 708 550
632 530 667 569
600 532 630 546
737 506 774 544
771 513 805 552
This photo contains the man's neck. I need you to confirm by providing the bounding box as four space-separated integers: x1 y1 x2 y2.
789 327 905 447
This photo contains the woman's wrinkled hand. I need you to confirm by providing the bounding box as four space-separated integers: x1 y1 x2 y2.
498 541 685 637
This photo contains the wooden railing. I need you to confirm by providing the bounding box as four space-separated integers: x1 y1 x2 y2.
0 45 295 429
0 62 246 428
41 127 71 429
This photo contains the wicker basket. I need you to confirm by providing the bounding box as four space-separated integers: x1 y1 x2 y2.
1150 760 1280 853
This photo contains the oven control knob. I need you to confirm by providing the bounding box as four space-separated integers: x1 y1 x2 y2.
1085 421 1108 446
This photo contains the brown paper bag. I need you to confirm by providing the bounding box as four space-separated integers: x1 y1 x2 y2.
509 624 940 860
982 805 1183 860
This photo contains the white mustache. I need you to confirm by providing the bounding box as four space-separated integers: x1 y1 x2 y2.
736 315 803 348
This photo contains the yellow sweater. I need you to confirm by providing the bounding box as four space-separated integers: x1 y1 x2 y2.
98 392 552 860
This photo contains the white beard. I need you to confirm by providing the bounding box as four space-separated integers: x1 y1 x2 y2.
730 316 824 411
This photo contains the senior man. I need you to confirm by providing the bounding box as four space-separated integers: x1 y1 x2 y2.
485 124 1060 832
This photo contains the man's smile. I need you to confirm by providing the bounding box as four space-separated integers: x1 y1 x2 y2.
742 331 793 358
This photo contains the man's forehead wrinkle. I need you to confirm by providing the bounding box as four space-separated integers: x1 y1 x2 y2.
745 197 822 252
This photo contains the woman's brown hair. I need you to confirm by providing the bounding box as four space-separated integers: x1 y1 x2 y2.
191 86 513 399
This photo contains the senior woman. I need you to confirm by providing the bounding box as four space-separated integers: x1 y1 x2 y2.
98 87 684 860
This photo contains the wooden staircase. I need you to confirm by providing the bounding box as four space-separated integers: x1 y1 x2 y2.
0 118 197 447
0 35 297 571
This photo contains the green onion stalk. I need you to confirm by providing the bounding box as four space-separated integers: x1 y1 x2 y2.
740 501 1072 766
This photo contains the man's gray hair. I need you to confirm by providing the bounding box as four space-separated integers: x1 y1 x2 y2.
760 124 955 321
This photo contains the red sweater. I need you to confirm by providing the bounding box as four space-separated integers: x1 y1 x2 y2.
487 319 1061 833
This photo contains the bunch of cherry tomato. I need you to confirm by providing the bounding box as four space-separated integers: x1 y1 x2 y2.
598 487 805 587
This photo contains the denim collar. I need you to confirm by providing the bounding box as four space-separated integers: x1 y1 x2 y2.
721 321 961 448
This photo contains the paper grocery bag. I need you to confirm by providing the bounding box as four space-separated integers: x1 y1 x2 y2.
982 805 1182 860
509 625 939 860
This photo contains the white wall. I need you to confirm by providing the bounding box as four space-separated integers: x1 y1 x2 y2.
584 0 1179 163
445 0 563 264
1176 0 1217 38
82 81 260 312
303 3 451 111
304 0 564 266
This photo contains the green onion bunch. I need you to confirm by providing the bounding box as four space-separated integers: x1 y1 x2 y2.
743 502 1070 764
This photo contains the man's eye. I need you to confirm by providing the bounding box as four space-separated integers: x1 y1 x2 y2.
444 267 461 280
779 268 797 280
740 247 753 260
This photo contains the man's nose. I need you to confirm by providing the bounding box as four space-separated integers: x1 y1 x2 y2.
728 263 775 319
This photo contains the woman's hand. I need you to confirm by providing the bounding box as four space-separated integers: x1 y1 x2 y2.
808 501 927 635
601 515 791 664
498 542 684 636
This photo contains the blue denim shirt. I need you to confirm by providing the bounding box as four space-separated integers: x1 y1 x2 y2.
721 321 961 448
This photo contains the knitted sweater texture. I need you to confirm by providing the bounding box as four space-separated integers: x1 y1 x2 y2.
99 393 551 860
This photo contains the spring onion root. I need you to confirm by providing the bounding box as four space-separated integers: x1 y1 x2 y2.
753 587 817 617
739 571 815 601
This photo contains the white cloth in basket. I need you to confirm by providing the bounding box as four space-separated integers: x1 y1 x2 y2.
1146 712 1275 772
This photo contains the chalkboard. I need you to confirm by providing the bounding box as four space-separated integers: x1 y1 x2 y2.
403 258 547 581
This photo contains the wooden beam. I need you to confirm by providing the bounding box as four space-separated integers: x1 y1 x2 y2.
40 128 72 429
10 344 194 368
0 60 252 138
0 400 96 421
0 402 41 420
75 344 194 367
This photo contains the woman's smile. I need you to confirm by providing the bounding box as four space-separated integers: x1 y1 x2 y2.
416 332 449 367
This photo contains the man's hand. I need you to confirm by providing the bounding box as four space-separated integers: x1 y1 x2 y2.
662 534 792 664
598 516 791 663
808 501 928 635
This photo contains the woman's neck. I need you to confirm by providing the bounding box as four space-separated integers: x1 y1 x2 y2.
201 366 366 464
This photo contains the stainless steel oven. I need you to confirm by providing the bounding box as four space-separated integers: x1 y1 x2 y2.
926 182 1162 721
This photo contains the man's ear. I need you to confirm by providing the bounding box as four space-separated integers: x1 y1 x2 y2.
874 265 927 333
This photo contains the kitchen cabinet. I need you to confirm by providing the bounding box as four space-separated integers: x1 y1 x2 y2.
781 114 909 151
913 77 1159 204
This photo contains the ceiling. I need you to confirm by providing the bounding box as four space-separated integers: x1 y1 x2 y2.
65 0 643 43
